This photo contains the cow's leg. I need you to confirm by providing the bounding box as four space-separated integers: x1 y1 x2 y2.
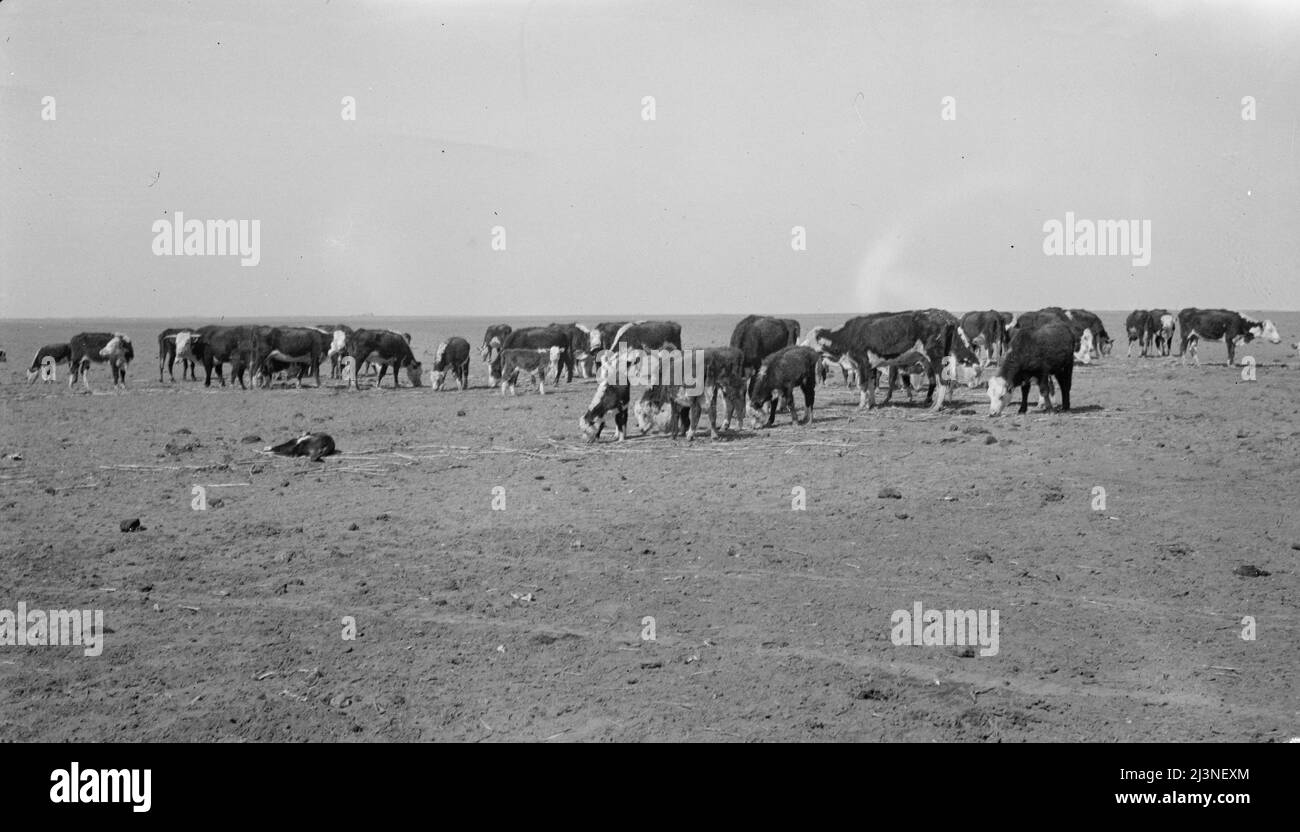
765 397 777 427
801 381 815 425
1017 381 1031 414
780 389 797 425
1058 367 1072 411
688 399 702 441
1226 338 1235 367
614 407 627 441
860 361 875 409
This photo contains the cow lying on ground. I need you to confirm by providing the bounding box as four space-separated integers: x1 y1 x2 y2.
265 433 337 462
346 329 423 389
26 343 72 383
158 327 199 382
497 347 562 395
1178 308 1280 366
988 322 1074 416
748 345 819 427
68 332 134 390
432 336 472 390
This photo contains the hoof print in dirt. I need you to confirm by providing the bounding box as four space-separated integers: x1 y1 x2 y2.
119 518 144 533
265 432 337 462
1233 564 1270 578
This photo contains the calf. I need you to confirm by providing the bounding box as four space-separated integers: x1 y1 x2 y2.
1177 308 1279 365
578 374 630 442
266 432 337 462
346 329 423 388
157 327 199 382
961 310 1011 366
253 327 328 388
627 346 742 441
497 347 561 395
987 322 1075 415
68 332 134 389
481 324 513 365
26 343 72 384
490 327 571 386
431 336 472 390
632 384 701 440
1124 309 1151 357
748 345 819 427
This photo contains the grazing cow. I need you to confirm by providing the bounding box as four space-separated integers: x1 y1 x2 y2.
748 345 820 427
68 332 134 389
731 315 796 386
632 384 701 440
809 309 980 410
988 322 1075 416
1064 309 1112 357
578 374 630 442
252 327 328 388
1013 307 1109 359
1151 310 1175 356
548 323 596 380
1124 309 1151 357
589 321 631 354
629 346 745 441
26 343 72 383
702 346 749 435
317 324 353 379
481 324 513 365
497 347 561 395
157 327 199 382
1178 308 1281 366
431 336 472 390
490 327 571 386
346 329 423 388
1074 329 1095 364
607 320 684 356
266 432 337 462
960 310 1011 366
176 325 261 389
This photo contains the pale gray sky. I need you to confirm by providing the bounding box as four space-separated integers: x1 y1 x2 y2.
2 0 1298 318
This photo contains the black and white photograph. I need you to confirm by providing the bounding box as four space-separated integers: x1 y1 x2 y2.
1 0 1297 765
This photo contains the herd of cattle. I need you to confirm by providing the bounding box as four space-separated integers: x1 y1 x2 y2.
6 308 1284 442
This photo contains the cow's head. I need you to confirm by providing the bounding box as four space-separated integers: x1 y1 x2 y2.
175 331 199 361
1097 332 1113 356
405 360 423 387
99 333 130 362
987 375 1010 416
579 378 626 443
746 366 777 418
327 329 348 359
588 328 604 352
805 326 839 358
1253 319 1281 344
941 355 984 388
547 345 563 368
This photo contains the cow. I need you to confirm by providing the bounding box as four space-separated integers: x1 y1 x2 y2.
988 321 1075 416
1124 309 1152 358
1064 309 1112 357
251 327 328 388
607 320 683 355
26 343 72 384
346 329 423 388
490 327 571 386
748 345 820 427
960 310 1011 366
68 332 134 390
431 336 472 390
497 347 561 395
1012 307 1109 359
808 309 980 410
1178 308 1281 366
317 324 353 379
266 432 337 462
589 321 631 355
548 323 597 380
176 325 261 389
632 383 700 440
157 327 199 382
481 324 513 366
1151 309 1175 356
731 315 795 386
578 371 630 443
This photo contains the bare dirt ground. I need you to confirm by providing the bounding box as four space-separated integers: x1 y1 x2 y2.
1 327 1297 742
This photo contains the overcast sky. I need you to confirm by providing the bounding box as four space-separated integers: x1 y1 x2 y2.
2 0 1298 318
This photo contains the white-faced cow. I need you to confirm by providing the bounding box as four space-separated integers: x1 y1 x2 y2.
176 325 262 389
158 328 199 382
490 327 571 386
481 324 513 366
1177 308 1280 366
26 343 72 384
68 332 134 390
748 345 820 427
1013 307 1109 360
628 345 745 441
497 346 561 395
431 336 472 390
588 321 630 355
579 370 631 443
346 329 423 389
960 310 1011 366
1151 310 1175 356
988 321 1075 416
548 323 596 380
317 324 353 379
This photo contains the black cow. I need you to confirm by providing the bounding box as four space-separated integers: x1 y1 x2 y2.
26 343 72 384
1177 308 1280 366
252 327 328 388
578 376 631 442
346 329 423 388
960 310 1011 366
1124 309 1153 357
176 326 260 389
1012 307 1109 359
266 433 337 462
988 321 1074 415
809 309 979 410
68 332 134 389
491 327 571 386
548 323 596 381
607 321 683 354
1065 309 1112 356
481 324 513 365
157 327 199 382
748 345 820 427
731 315 794 376
432 336 472 390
